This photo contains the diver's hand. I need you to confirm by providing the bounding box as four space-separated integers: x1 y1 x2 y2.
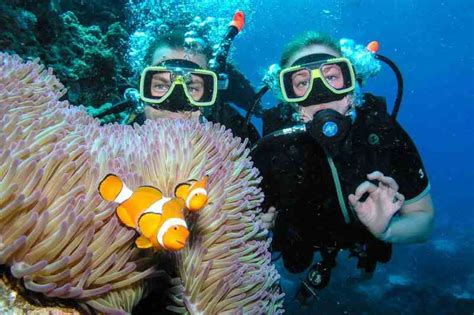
262 206 277 230
348 171 405 239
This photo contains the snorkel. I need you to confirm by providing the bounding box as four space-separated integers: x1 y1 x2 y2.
206 11 245 121
208 11 245 89
365 40 404 121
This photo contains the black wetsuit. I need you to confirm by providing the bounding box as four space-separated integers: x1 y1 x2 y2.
251 93 430 273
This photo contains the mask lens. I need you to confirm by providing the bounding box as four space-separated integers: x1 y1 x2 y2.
142 69 173 102
141 67 216 106
280 57 355 105
186 72 215 104
283 68 312 100
320 60 353 90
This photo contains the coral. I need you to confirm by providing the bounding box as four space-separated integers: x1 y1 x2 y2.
0 1 260 124
1 272 80 314
0 52 284 313
0 3 131 107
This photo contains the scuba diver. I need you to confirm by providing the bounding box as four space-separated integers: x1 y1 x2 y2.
91 12 261 145
250 32 434 303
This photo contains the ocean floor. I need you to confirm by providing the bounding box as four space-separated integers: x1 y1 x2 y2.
276 225 474 314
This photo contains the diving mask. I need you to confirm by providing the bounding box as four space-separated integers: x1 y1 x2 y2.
140 59 218 108
280 54 356 106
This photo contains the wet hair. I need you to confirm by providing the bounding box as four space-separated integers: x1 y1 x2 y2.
280 32 342 67
143 26 214 66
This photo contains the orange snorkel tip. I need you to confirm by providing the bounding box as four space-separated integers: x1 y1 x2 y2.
230 11 245 32
366 41 380 53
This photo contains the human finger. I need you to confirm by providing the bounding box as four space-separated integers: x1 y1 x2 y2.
261 222 271 230
367 171 384 181
354 181 378 199
262 213 274 222
393 192 405 204
378 175 399 191
348 194 358 207
368 171 399 192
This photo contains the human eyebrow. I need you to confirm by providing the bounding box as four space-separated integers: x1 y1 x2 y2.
322 65 341 74
291 71 310 80
188 78 204 86
151 76 171 83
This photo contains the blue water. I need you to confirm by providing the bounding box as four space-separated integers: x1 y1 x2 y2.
227 0 473 313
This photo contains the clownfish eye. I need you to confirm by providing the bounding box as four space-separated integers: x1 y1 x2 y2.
174 227 178 230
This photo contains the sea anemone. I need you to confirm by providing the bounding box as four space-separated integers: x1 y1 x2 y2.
0 53 156 313
0 52 283 313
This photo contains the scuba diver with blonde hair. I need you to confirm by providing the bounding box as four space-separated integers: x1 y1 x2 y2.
250 31 434 303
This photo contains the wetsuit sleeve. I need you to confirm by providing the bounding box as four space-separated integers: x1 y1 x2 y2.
389 122 430 204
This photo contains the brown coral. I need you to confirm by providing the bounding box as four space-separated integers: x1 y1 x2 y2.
0 52 283 314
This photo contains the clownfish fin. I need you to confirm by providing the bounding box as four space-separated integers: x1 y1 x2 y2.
116 205 135 228
135 235 153 249
98 174 123 202
174 182 192 200
138 213 162 238
135 186 163 199
190 176 207 190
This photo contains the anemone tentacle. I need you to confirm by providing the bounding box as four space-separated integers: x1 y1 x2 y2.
0 52 283 314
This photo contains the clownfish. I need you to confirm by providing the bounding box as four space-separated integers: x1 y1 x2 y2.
174 177 209 212
98 174 189 251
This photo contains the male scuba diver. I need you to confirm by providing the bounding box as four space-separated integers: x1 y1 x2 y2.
91 12 261 145
250 32 434 304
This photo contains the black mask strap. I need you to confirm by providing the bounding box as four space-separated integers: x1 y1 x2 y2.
155 59 203 69
290 53 337 67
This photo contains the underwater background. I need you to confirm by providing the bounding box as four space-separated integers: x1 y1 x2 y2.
1 0 473 314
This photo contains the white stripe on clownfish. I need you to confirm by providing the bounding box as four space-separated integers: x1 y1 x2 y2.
157 218 188 247
186 187 208 209
114 183 133 203
144 197 171 215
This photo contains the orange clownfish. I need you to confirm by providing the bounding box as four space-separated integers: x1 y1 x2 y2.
98 174 189 251
174 177 209 212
